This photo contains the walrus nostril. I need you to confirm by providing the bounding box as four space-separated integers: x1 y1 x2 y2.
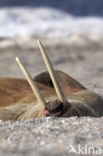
51 103 63 113
46 100 64 113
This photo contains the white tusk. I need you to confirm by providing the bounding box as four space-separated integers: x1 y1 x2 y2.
38 40 67 103
16 57 46 110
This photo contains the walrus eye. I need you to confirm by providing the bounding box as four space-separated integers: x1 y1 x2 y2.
46 100 64 113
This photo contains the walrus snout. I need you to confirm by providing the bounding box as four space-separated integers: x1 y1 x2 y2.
45 99 71 117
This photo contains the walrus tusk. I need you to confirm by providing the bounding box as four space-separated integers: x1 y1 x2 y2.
38 40 67 103
16 57 46 110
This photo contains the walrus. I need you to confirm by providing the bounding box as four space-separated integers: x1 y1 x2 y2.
0 40 102 121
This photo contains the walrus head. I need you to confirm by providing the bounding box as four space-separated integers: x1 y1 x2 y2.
16 40 103 119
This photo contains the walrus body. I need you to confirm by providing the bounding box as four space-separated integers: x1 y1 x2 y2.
0 70 103 121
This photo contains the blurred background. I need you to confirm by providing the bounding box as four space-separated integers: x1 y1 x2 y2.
0 0 103 95
0 0 103 37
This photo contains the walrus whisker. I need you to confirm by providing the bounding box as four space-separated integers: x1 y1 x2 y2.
38 40 67 103
16 57 46 110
